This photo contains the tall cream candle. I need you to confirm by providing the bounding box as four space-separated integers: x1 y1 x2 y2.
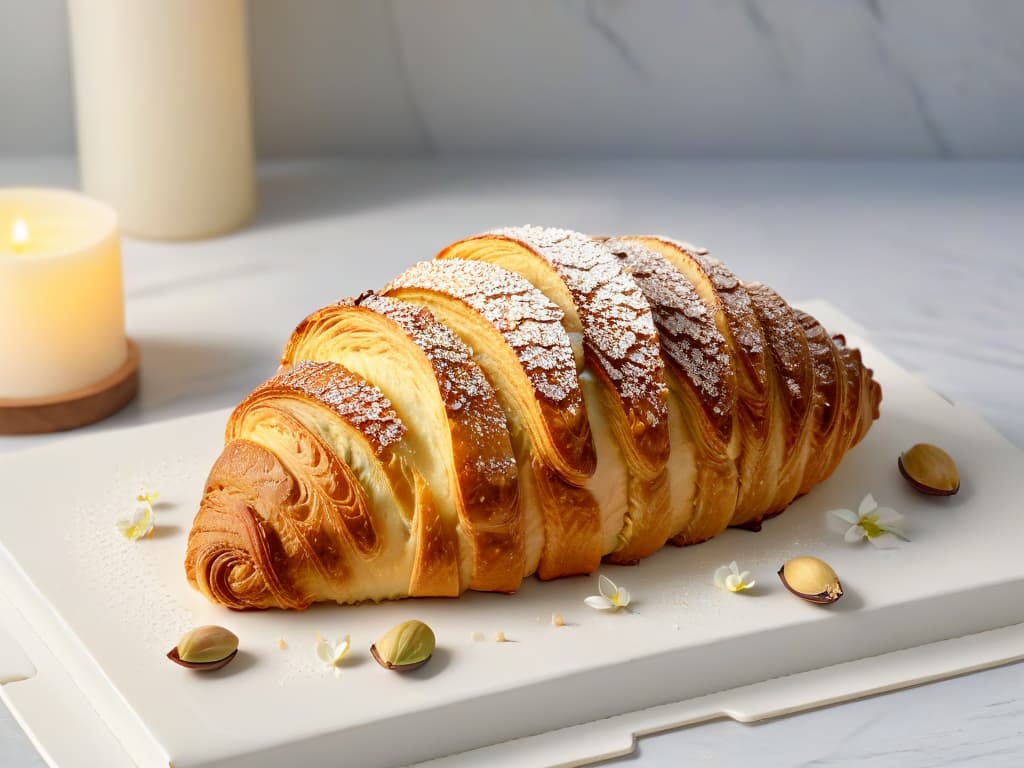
68 0 255 240
0 188 125 400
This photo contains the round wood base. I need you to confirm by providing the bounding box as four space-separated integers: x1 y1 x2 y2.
0 340 140 435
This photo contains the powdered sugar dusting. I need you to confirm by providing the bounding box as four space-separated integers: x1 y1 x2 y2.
605 238 736 426
385 259 582 409
745 284 812 437
486 226 667 427
794 308 840 434
267 361 406 453
358 294 517 477
65 460 197 654
651 236 768 389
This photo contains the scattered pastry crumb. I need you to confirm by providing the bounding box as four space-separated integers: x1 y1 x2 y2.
470 631 484 642
278 638 288 650
494 631 508 643
551 612 565 627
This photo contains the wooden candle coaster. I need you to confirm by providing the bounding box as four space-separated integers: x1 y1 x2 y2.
0 340 140 435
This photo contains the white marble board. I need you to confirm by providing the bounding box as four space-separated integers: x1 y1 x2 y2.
0 303 1021 768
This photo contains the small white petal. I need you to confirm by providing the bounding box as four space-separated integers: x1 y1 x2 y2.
332 636 352 665
614 587 631 607
714 566 731 589
744 579 756 590
598 574 617 600
135 486 160 505
315 633 334 664
829 508 860 525
116 502 154 541
868 532 903 549
826 512 855 537
874 507 904 526
725 573 742 591
585 595 615 611
844 524 867 543
858 493 878 516
738 570 753 584
315 633 352 667
728 561 741 576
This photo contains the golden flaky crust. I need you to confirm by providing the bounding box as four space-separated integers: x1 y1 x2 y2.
437 227 672 565
439 228 670 472
602 237 738 546
281 294 523 593
625 236 772 530
185 229 883 610
186 361 428 608
384 258 602 579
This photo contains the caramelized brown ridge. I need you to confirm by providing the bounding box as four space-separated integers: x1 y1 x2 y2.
604 237 736 439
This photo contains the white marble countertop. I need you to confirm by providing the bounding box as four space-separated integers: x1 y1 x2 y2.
1 157 1022 766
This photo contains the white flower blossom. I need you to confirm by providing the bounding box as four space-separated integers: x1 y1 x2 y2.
828 493 908 548
315 632 352 669
584 575 631 612
135 486 160 506
714 561 756 593
116 501 154 541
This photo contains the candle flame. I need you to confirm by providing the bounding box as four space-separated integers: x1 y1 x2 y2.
11 218 29 253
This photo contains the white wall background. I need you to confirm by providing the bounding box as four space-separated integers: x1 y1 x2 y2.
1 0 1023 158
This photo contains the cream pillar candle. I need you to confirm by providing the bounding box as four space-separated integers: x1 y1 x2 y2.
0 188 126 399
68 0 255 240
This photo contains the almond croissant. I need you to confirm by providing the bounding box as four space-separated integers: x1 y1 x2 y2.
185 227 881 609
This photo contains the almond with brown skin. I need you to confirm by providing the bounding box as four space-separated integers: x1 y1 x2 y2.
778 557 843 605
898 443 959 496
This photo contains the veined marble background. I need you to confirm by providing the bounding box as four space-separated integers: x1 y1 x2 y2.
1 0 1023 158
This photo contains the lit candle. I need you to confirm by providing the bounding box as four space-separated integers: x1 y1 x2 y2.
11 218 28 254
0 188 126 400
